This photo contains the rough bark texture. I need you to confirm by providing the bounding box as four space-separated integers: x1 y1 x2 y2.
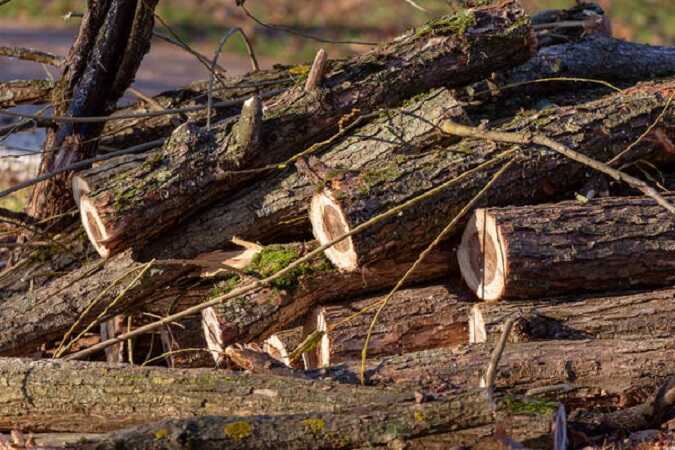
100 67 295 149
68 393 561 450
0 252 199 356
74 3 534 257
303 283 473 368
458 195 675 301
28 0 158 221
136 87 466 260
327 337 675 412
202 242 456 362
309 79 675 270
470 287 675 343
0 357 414 433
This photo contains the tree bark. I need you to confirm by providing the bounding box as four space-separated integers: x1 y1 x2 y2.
73 3 534 258
27 0 158 222
309 79 675 271
326 337 675 413
263 327 307 369
469 287 675 343
457 194 675 301
0 252 200 356
201 242 456 364
0 357 414 433
0 80 55 108
68 393 563 450
303 283 473 369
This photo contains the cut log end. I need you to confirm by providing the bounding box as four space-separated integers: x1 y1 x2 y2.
310 190 357 271
469 304 487 344
201 307 224 365
79 195 113 258
457 210 506 301
316 308 331 368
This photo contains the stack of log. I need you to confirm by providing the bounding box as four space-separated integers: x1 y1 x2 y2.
1 1 674 448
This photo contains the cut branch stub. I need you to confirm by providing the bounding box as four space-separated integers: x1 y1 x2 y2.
458 194 675 301
304 48 327 92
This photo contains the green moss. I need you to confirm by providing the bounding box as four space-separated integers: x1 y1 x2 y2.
209 275 241 299
359 163 401 193
247 245 332 291
503 395 558 416
302 417 326 434
223 421 252 442
288 65 310 79
416 10 476 38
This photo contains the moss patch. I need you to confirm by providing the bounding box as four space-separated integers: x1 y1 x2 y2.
503 395 558 416
209 275 241 299
302 417 326 434
223 421 253 441
416 10 476 38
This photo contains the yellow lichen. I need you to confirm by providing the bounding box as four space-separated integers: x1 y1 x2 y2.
289 65 310 77
302 417 326 434
224 421 253 441
414 410 425 423
154 428 169 440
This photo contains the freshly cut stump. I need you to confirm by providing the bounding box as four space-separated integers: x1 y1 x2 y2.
263 327 307 369
458 194 675 301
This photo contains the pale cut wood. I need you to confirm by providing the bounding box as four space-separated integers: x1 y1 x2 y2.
263 327 307 369
458 194 675 301
469 287 675 343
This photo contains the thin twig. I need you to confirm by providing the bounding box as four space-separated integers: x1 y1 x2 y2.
402 0 428 12
208 29 238 130
0 46 63 66
359 157 517 384
63 150 515 360
442 121 675 215
483 315 518 392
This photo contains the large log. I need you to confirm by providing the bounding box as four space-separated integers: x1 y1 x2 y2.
325 337 675 412
0 252 201 356
28 0 159 221
309 79 675 271
201 242 455 364
69 393 564 450
457 195 675 301
303 283 473 369
73 3 534 258
135 36 675 262
469 287 675 343
0 357 412 433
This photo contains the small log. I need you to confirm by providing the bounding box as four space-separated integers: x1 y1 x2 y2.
0 79 54 108
309 79 675 271
0 357 414 433
74 3 534 258
327 337 675 412
303 284 473 369
201 242 455 364
70 393 564 450
263 327 307 369
469 287 675 343
458 194 675 301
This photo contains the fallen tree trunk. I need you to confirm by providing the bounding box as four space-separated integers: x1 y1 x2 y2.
73 3 534 258
0 252 200 356
325 337 675 412
28 0 159 221
0 357 413 433
469 287 675 343
201 242 455 364
69 393 564 450
309 79 675 271
303 284 473 369
457 194 675 301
